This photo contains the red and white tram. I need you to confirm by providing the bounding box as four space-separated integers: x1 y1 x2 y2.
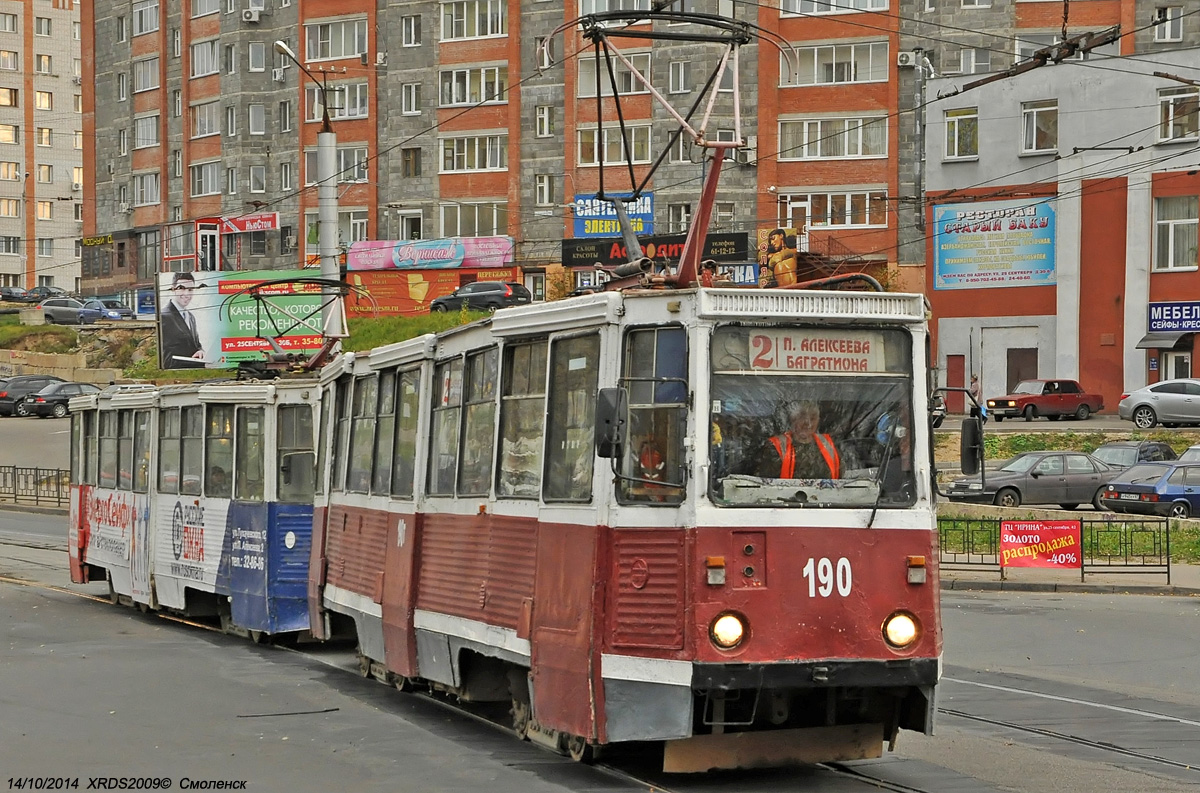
311 286 942 771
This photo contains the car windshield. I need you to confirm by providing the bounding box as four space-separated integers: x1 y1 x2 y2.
1118 464 1170 484
102 300 125 309
998 454 1040 473
1180 447 1200 462
1012 381 1043 395
708 326 915 509
1092 446 1136 467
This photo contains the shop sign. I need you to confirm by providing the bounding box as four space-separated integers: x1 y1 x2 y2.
573 192 654 237
347 237 514 271
1149 301 1200 333
221 212 279 234
562 232 748 267
933 198 1056 290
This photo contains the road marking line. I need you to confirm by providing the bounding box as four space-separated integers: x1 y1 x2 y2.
945 676 1200 727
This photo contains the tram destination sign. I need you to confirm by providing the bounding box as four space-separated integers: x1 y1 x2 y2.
747 329 886 373
562 231 748 268
1149 301 1200 333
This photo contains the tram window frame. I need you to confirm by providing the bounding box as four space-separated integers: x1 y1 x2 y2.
315 389 331 496
278 403 315 502
70 412 82 483
205 404 234 499
99 412 118 489
235 406 266 502
180 405 204 496
391 367 420 499
497 340 548 499
618 326 688 505
427 357 463 496
158 407 181 494
372 371 396 494
331 376 351 493
132 409 151 494
347 374 378 494
84 411 98 486
543 333 601 503
457 347 498 496
117 410 134 491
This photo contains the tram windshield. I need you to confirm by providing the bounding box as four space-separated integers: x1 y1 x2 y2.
709 326 916 508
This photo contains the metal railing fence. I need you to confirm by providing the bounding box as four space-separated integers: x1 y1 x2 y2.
0 466 70 507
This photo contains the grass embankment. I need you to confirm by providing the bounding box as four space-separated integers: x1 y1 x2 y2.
0 313 78 354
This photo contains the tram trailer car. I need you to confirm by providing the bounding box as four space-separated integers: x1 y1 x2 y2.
68 380 319 639
310 288 941 772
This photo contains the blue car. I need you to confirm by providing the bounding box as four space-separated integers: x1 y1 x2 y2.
1101 462 1200 518
83 298 135 320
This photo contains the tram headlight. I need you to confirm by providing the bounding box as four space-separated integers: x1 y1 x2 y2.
709 612 746 649
883 612 919 648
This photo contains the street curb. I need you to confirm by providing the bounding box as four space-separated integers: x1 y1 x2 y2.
0 503 68 517
942 579 1200 596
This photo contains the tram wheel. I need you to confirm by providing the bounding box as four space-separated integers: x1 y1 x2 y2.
564 734 595 764
510 698 531 740
107 577 119 605
357 653 371 678
136 601 150 614
394 675 412 693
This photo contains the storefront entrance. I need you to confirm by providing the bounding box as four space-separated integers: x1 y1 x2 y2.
1163 351 1192 380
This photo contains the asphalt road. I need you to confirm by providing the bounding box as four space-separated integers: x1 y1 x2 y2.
0 412 70 469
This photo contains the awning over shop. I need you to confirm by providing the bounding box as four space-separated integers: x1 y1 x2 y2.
1135 332 1189 349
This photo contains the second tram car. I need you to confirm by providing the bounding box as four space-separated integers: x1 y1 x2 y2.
310 287 942 771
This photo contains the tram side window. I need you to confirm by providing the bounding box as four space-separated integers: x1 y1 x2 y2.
278 404 315 502
372 372 396 494
99 412 118 489
543 334 600 502
391 368 420 499
117 410 134 491
428 358 463 496
84 411 98 486
620 327 687 505
159 407 181 494
205 404 234 499
315 389 331 496
235 407 265 501
70 413 82 483
331 377 351 493
180 405 203 496
132 410 151 494
347 375 378 494
458 348 498 496
498 340 547 498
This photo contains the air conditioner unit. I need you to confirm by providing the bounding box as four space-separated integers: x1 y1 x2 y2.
72 182 82 191
896 51 918 68
118 202 130 213
736 148 757 165
271 67 285 82
376 52 387 66
71 76 82 85
241 9 260 23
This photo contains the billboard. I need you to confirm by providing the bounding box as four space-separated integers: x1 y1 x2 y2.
573 192 654 237
347 236 514 271
933 199 1056 290
345 267 519 317
562 232 748 268
156 270 324 370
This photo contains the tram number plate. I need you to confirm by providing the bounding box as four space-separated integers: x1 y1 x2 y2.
802 557 852 598
1119 493 1140 501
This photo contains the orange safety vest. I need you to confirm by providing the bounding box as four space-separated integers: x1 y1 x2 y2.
769 432 840 479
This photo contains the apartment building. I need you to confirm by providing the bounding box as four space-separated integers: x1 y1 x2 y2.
0 0 82 292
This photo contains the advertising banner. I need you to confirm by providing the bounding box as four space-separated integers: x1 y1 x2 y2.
756 227 802 287
933 198 1056 290
347 237 514 271
156 270 324 370
999 519 1081 568
345 270 464 317
221 212 279 234
573 192 654 237
1149 301 1200 333
562 232 748 268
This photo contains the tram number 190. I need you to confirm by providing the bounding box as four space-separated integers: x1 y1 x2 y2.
802 557 852 598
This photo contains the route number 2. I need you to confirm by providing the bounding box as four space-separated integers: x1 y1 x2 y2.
803 557 852 597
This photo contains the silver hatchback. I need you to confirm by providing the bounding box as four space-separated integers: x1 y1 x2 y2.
1118 378 1200 429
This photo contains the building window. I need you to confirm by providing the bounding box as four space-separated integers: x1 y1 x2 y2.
536 36 554 68
0 13 16 32
1154 196 1198 270
226 105 237 136
248 42 266 72
795 190 888 227
579 0 651 12
191 101 221 138
578 125 652 166
249 165 266 193
714 202 735 230
0 124 17 144
191 41 218 77
0 51 15 70
116 16 127 41
0 200 17 217
172 90 182 117
1160 87 1198 141
944 107 978 159
0 88 15 106
34 17 50 36
35 128 51 147
535 106 554 137
441 202 507 236
173 29 181 57
307 82 369 120
119 129 128 154
249 103 265 135
952 47 990 74
133 58 160 92
35 54 52 74
578 53 649 97
668 136 689 162
226 167 237 194
75 203 84 221
279 100 293 132
0 162 17 180
401 147 422 177
34 91 52 110
440 135 508 172
280 161 293 191
73 94 82 113
304 18 368 61
133 0 160 35
781 0 887 11
224 43 237 74
172 150 182 177
135 115 160 148
74 130 84 149
667 203 692 233
1021 99 1057 153
535 174 554 206
439 67 508 106
133 172 160 206
192 0 220 17
304 147 369 184
402 83 421 114
402 15 421 46
669 61 688 93
442 0 508 40
36 164 52 183
190 161 221 196
1155 7 1184 41
779 116 886 159
0 236 18 252
36 201 52 220
782 42 888 86
36 238 53 257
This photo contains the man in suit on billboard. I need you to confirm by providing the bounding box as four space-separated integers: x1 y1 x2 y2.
160 271 206 369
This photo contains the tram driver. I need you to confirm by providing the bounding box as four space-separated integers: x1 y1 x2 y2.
757 400 841 480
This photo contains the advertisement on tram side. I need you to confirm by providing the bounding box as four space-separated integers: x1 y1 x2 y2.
151 497 232 610
78 487 153 603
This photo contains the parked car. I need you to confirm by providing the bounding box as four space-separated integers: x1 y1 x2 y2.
0 286 30 302
1090 440 1178 470
430 282 533 313
986 379 1104 421
38 298 101 325
1101 462 1200 518
946 450 1118 509
1180 445 1200 462
1117 378 1200 429
25 285 68 302
83 298 135 320
0 375 65 416
20 381 101 418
